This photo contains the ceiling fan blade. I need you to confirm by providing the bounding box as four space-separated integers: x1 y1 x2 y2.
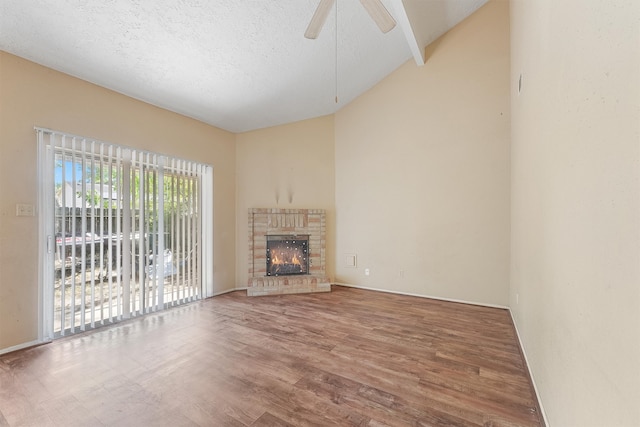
305 0 336 39
359 0 396 33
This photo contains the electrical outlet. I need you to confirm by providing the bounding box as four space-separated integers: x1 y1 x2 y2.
399 269 404 279
364 268 370 276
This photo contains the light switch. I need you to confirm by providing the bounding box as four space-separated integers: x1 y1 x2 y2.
16 204 35 217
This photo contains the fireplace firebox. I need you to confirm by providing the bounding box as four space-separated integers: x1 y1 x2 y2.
266 235 309 276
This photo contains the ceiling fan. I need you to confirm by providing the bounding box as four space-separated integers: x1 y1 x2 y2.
304 0 397 39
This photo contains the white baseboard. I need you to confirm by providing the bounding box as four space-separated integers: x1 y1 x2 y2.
0 339 49 356
210 287 246 297
509 310 549 427
332 282 509 310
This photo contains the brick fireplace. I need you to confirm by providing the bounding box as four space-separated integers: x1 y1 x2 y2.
247 208 330 296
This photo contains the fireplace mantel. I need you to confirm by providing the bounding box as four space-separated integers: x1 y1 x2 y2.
247 208 330 296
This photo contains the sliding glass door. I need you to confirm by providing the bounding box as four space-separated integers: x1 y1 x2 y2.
37 128 212 338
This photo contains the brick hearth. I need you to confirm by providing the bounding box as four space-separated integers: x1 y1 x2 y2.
247 208 330 296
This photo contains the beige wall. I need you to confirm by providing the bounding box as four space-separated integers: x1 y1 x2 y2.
510 0 640 425
334 0 511 306
235 116 336 287
0 52 237 351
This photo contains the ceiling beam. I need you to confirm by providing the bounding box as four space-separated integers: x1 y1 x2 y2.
389 0 425 66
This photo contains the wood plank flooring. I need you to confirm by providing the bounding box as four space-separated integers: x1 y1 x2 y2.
0 286 543 426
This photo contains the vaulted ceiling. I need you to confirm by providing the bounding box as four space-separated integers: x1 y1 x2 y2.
0 0 488 133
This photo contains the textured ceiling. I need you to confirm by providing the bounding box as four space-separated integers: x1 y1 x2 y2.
0 0 488 133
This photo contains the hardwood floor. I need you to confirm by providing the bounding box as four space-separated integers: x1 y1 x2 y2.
0 286 543 427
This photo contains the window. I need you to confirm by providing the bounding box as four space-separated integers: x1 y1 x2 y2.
37 128 213 338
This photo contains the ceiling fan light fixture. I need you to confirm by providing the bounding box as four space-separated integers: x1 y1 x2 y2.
359 0 396 33
305 0 336 39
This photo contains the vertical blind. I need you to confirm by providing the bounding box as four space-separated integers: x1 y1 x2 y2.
37 128 211 337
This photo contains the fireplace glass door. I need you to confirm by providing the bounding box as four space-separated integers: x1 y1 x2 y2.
266 235 309 276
